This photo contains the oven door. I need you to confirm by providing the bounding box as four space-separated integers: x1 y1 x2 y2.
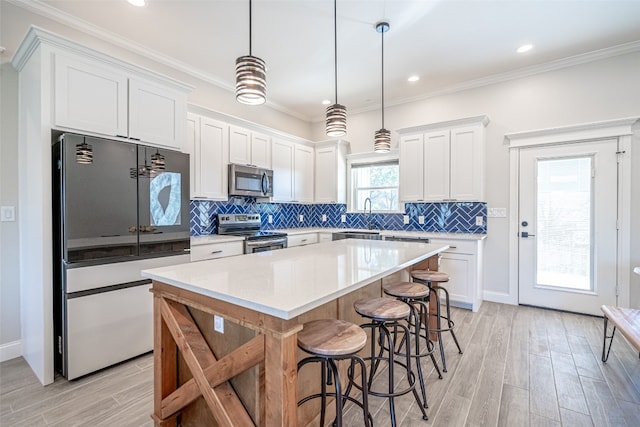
244 237 288 254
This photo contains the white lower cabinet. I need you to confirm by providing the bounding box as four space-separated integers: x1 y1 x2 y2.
190 241 244 261
287 233 319 247
318 232 333 243
430 239 484 312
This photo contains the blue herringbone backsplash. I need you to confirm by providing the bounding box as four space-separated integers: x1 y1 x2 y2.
190 197 487 236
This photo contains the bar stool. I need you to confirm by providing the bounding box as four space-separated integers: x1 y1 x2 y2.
383 281 443 409
297 319 372 427
354 297 429 425
411 270 463 372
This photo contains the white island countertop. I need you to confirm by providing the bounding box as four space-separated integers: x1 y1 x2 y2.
142 239 448 320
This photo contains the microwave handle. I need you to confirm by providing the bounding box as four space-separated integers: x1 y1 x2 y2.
261 172 269 195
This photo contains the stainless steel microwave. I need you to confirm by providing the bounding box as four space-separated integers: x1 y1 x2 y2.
228 163 273 197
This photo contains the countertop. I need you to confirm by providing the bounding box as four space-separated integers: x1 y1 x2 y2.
143 239 449 320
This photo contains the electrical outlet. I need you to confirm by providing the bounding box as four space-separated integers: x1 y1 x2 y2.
268 214 273 223
1 206 15 222
418 215 425 224
476 216 484 226
322 214 327 222
299 214 304 222
487 208 507 218
403 215 410 225
341 214 346 223
214 315 224 333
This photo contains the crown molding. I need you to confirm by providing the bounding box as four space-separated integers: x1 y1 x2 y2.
397 115 490 135
312 39 640 123
7 0 310 122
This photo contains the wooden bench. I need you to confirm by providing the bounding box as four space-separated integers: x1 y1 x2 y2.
601 305 640 362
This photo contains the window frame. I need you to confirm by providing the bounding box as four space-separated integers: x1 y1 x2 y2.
346 150 404 213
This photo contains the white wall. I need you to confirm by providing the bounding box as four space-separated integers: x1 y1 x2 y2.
311 52 640 307
0 63 22 361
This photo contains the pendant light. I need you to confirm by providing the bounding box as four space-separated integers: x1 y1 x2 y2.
75 136 93 164
235 0 266 105
326 0 346 137
374 21 391 153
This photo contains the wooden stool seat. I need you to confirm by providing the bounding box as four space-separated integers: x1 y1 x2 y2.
411 270 449 283
297 319 367 356
383 281 429 299
354 297 410 321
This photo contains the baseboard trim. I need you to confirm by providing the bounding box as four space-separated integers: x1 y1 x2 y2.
483 290 517 305
0 340 22 362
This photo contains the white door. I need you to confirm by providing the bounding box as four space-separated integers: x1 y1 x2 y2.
518 139 619 315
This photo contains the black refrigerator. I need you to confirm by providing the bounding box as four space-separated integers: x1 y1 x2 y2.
53 133 190 379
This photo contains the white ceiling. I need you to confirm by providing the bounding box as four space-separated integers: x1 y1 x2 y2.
5 0 640 122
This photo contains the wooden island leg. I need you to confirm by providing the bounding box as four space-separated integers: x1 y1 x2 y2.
264 330 300 427
153 295 178 427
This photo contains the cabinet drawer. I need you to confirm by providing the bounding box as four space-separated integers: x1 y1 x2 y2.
318 233 333 243
430 239 477 255
287 233 318 247
191 241 243 261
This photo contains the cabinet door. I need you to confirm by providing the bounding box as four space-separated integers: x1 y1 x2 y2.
423 130 450 201
251 132 271 169
315 146 337 203
54 54 128 137
199 117 229 200
399 134 424 201
129 78 186 150
294 144 315 203
186 113 199 199
229 126 251 165
439 253 473 306
271 138 294 202
450 126 483 201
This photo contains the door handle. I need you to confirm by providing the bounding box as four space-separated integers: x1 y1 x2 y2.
521 231 536 238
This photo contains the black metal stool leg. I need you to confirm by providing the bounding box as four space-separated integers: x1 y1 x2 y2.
602 316 616 363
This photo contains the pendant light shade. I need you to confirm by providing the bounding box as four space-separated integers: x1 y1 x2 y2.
326 0 346 137
75 137 93 164
236 0 266 105
374 21 391 153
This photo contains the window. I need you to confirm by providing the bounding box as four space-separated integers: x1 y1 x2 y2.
348 154 401 212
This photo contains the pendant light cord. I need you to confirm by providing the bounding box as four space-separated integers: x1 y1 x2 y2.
333 0 338 104
381 27 385 128
249 0 253 55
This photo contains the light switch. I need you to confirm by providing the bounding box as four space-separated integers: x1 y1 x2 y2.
268 214 273 223
322 214 327 222
299 214 304 222
487 208 507 218
403 215 410 225
341 214 346 223
418 215 425 224
1 206 15 222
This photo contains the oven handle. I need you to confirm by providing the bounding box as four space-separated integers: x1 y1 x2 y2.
245 237 288 247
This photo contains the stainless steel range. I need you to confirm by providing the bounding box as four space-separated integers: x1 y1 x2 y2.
217 214 288 254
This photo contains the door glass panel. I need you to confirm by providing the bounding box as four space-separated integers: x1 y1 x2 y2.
536 156 593 291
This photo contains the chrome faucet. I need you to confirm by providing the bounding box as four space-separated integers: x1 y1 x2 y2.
364 197 373 229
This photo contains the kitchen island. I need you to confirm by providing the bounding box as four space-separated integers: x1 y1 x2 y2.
142 239 449 426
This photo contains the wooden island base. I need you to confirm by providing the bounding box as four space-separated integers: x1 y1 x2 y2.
151 256 438 426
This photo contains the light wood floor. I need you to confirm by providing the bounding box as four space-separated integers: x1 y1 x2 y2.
1 302 639 426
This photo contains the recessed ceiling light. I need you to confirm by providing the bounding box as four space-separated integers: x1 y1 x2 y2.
517 44 533 53
408 75 420 82
322 99 331 105
127 0 146 7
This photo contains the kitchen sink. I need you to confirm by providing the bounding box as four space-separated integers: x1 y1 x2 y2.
332 230 382 241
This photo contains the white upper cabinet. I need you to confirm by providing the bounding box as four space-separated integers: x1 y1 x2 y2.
271 139 314 203
54 54 128 137
271 138 295 202
229 126 271 169
128 79 187 150
294 144 314 203
315 141 349 203
53 51 190 150
187 113 229 200
399 116 488 202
